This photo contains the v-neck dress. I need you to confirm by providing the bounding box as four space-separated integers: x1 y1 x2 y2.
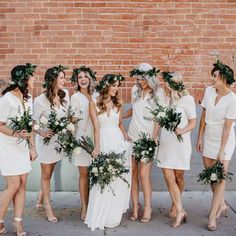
33 90 70 164
201 86 236 160
85 101 132 231
0 92 32 176
70 91 95 166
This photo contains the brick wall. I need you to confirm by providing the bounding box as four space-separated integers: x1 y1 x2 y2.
0 0 236 103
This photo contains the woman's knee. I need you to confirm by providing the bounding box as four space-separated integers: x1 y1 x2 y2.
42 172 52 181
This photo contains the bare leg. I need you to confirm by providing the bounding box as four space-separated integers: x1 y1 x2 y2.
12 174 28 235
140 162 153 222
130 158 140 220
36 190 43 209
41 162 58 223
78 166 89 220
0 176 21 232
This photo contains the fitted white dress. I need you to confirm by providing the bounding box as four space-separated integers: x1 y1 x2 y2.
0 92 32 176
128 85 165 142
157 95 196 170
33 90 70 164
85 103 132 231
201 86 236 160
71 91 94 167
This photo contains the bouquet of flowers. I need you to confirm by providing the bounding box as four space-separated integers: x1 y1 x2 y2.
147 99 183 142
78 136 130 195
133 132 158 164
197 160 233 185
8 105 33 148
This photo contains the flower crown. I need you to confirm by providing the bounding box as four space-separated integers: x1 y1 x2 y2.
213 60 235 85
10 63 37 88
43 65 68 88
95 74 125 93
70 66 97 84
162 71 185 92
130 67 160 79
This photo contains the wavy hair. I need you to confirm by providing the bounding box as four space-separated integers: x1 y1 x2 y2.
76 71 96 95
44 68 66 109
165 71 189 105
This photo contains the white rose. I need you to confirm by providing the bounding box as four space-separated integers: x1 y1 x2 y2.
99 167 103 172
210 173 218 182
28 121 33 126
146 151 149 155
66 123 75 132
141 151 146 156
116 158 122 164
62 128 67 133
40 116 48 125
55 121 59 126
70 143 74 147
157 112 166 119
106 159 110 163
91 167 98 174
108 165 113 171
60 122 64 127
33 124 40 131
74 147 81 155
149 147 152 151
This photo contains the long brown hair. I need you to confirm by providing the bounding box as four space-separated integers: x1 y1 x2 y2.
44 67 66 108
96 83 122 115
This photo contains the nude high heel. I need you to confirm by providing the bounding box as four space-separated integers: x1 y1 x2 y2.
172 209 187 228
129 203 142 221
140 205 152 223
0 220 7 234
12 217 26 236
44 205 58 223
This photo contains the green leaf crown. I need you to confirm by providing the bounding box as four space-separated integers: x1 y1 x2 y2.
95 74 125 93
43 65 68 88
213 60 235 85
162 71 185 92
10 63 37 88
130 67 160 79
70 66 97 84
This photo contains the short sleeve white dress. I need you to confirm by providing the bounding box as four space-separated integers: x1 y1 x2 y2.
201 86 236 160
33 90 70 164
85 101 132 231
157 95 196 170
0 92 32 176
70 91 94 167
128 85 165 141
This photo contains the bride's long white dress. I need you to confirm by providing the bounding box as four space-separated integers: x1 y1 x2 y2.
85 107 132 231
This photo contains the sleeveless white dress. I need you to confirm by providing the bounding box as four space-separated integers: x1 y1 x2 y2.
85 105 132 231
0 92 32 176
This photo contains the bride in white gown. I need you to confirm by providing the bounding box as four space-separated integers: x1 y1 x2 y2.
85 74 132 231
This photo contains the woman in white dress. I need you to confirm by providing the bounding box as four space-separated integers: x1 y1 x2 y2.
70 66 97 220
85 74 132 231
125 63 163 223
0 64 37 236
33 65 70 223
196 60 236 231
156 71 196 228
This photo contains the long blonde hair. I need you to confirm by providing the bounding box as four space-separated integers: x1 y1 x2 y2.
166 71 189 105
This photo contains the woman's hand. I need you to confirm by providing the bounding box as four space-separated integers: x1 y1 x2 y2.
39 129 54 138
30 148 38 161
175 128 185 136
217 151 225 161
92 146 100 159
124 133 132 142
196 139 203 153
14 130 31 139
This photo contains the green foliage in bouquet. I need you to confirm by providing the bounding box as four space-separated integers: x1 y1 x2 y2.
133 132 158 164
78 136 130 195
8 105 33 148
147 99 183 142
198 160 233 185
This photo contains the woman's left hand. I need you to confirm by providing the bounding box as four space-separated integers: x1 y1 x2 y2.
30 148 38 161
124 133 132 142
175 128 184 136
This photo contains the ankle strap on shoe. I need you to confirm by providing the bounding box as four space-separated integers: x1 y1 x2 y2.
13 217 23 222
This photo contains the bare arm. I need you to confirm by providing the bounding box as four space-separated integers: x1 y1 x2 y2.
196 109 206 153
218 119 234 160
176 118 196 135
119 105 132 142
152 122 160 143
89 99 100 157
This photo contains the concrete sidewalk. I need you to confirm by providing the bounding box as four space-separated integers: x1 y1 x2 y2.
2 191 236 236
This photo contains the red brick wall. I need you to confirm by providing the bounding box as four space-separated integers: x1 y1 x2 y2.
0 0 236 103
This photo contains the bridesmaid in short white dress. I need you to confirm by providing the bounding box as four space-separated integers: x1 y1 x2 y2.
33 66 69 223
70 66 97 220
85 74 131 231
0 64 37 236
157 71 196 228
196 61 236 231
